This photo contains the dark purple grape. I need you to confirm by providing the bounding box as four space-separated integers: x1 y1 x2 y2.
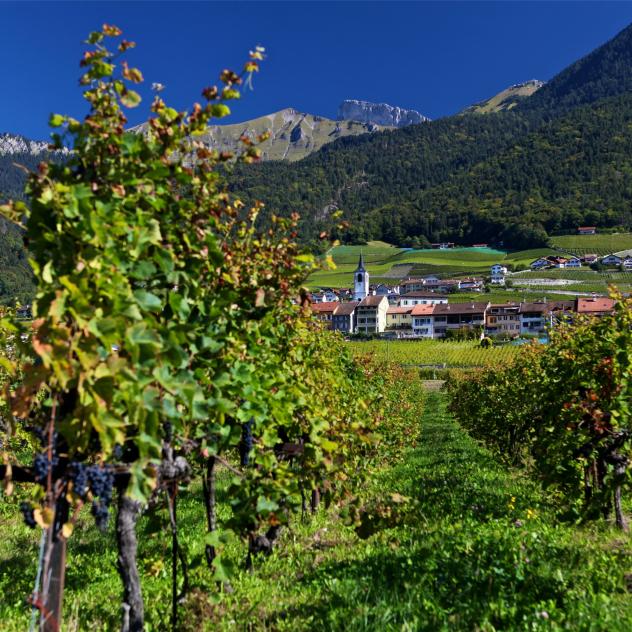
91 500 110 531
239 418 254 467
67 462 88 499
20 502 36 529
32 452 58 483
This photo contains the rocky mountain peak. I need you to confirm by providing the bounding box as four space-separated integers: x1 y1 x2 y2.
337 100 430 128
0 132 68 157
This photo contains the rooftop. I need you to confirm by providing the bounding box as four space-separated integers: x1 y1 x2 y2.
410 304 435 316
519 302 552 314
333 301 359 316
358 295 387 307
433 302 490 315
576 297 615 313
310 301 339 313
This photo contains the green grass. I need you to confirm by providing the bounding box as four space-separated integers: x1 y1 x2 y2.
550 233 632 256
349 339 522 367
449 290 554 303
3 389 632 630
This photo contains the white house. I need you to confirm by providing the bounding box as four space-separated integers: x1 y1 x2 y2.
460 278 484 291
601 254 623 267
623 257 632 271
519 301 552 335
411 304 435 338
530 258 549 270
490 264 508 285
564 257 582 268
356 295 389 334
399 292 449 307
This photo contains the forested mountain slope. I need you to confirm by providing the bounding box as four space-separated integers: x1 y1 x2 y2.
231 22 632 248
231 111 535 245
520 23 632 115
2 22 632 303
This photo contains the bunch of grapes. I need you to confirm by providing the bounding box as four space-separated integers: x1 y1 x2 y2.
32 452 59 483
239 418 254 467
20 502 36 529
67 462 89 499
87 465 114 530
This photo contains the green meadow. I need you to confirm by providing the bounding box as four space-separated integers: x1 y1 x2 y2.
308 242 507 289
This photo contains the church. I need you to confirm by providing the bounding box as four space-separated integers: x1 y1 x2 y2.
353 253 369 300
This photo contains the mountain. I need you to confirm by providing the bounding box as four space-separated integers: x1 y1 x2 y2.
520 23 632 115
337 100 430 127
0 133 56 203
461 80 544 114
3 22 632 302
192 107 390 162
231 22 632 249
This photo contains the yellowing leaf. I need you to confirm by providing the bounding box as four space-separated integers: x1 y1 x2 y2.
62 522 74 539
34 507 54 528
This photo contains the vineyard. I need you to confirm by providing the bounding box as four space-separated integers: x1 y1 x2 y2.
0 29 383 632
550 233 632 255
349 339 522 367
3 23 632 632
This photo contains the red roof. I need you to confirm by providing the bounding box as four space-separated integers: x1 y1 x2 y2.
387 306 413 315
333 301 358 316
410 304 435 316
310 302 339 313
578 226 596 230
576 297 615 314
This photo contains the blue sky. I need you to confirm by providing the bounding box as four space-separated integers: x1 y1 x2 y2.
2 1 632 139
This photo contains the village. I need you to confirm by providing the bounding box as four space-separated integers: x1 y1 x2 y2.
310 251 620 338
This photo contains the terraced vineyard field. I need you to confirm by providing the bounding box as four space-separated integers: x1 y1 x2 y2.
349 339 522 367
512 268 632 294
550 233 632 255
448 290 551 303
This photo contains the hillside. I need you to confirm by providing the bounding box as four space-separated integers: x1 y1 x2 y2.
232 23 632 249
520 22 632 115
461 80 544 114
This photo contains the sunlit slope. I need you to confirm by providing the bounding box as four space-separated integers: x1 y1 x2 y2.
197 108 390 161
462 80 544 114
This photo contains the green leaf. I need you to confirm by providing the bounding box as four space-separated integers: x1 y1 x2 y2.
126 324 162 349
42 261 54 284
212 556 235 583
133 290 162 313
49 114 65 128
211 104 231 118
256 496 279 514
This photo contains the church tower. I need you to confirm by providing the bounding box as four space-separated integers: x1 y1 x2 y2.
353 252 369 300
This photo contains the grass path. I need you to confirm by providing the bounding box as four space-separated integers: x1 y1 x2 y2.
2 391 632 630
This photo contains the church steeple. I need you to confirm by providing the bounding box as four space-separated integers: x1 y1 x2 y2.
353 249 369 300
357 251 366 271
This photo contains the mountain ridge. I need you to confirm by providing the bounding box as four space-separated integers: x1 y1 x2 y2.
461 80 544 114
